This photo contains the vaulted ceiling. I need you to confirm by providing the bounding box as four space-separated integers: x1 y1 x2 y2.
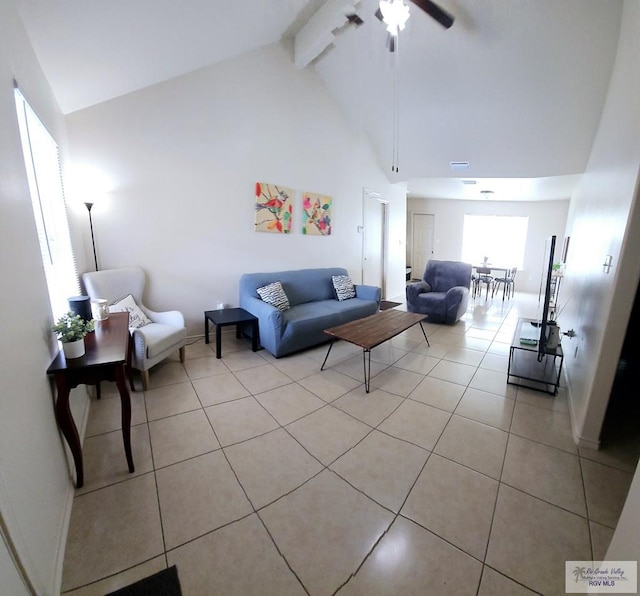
14 0 623 200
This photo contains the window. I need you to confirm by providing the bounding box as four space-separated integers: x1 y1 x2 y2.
461 214 528 269
14 86 79 318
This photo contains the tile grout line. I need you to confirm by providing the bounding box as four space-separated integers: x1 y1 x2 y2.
577 453 595 561
142 389 171 566
197 389 312 594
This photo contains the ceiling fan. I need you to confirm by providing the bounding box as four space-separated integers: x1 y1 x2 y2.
348 0 454 52
343 0 454 173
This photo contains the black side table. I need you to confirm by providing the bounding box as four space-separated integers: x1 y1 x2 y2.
204 308 259 359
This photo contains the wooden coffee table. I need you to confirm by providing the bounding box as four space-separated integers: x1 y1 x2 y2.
321 310 429 392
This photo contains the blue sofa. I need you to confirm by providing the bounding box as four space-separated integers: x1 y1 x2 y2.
239 267 381 357
406 260 472 324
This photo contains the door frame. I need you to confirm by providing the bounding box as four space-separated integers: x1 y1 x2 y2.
362 188 389 298
410 212 435 280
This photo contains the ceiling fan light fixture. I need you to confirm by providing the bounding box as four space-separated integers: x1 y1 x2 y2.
379 0 410 36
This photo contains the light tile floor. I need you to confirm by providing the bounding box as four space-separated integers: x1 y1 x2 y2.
62 293 639 595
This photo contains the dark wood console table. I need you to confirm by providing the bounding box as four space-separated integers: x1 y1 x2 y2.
47 312 134 488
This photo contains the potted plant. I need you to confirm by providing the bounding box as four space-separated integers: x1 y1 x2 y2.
51 311 95 359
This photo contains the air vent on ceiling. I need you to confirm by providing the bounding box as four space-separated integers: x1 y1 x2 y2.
461 179 476 185
450 161 470 172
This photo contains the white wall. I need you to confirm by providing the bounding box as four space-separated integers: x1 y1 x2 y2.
0 1 85 593
406 197 569 293
65 41 406 335
560 0 640 449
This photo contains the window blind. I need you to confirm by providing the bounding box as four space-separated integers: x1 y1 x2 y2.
14 86 80 318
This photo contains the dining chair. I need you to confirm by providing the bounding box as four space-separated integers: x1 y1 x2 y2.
492 267 518 300
474 267 493 300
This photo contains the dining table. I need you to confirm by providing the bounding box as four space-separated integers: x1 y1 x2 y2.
472 265 512 300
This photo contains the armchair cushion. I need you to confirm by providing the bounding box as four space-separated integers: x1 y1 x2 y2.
109 294 152 329
406 281 431 304
133 323 186 359
406 260 472 325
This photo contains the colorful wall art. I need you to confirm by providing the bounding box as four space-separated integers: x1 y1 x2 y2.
302 192 332 235
254 182 293 233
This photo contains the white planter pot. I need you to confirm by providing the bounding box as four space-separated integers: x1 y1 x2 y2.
62 338 85 359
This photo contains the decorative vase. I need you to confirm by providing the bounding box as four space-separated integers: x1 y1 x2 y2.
62 338 85 359
91 298 109 320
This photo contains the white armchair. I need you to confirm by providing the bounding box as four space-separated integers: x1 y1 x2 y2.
82 267 186 390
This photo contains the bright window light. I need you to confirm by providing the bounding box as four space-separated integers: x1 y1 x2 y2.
461 214 528 269
15 86 79 318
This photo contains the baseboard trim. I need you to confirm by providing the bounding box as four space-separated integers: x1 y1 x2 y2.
565 370 602 450
576 435 601 450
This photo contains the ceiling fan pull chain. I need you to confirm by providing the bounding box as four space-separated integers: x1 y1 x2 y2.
392 40 400 173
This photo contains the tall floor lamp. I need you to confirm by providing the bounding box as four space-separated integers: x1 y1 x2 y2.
84 201 98 271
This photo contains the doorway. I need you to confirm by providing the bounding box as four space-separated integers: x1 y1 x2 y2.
362 189 389 298
601 277 640 462
411 213 435 280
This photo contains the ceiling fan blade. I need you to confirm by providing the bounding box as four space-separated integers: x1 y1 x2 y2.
346 13 364 26
411 0 454 29
374 7 384 21
388 34 396 52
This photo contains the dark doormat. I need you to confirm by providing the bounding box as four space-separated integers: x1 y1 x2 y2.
107 565 182 596
380 300 402 310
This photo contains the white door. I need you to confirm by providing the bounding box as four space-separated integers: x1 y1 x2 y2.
411 213 434 279
362 189 388 298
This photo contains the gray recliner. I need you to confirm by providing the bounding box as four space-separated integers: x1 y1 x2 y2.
82 267 186 390
406 260 472 324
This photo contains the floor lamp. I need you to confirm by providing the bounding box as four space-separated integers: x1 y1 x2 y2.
84 201 98 271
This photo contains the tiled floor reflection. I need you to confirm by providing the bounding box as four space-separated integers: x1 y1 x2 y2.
62 293 638 595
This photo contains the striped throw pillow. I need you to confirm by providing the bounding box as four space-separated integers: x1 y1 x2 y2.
256 281 290 311
332 275 356 301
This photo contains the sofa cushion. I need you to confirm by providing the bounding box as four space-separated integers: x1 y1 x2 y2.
332 275 356 301
240 268 350 306
256 281 290 311
281 302 343 339
325 297 378 321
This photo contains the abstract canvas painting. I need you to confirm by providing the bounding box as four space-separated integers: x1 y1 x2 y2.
254 182 293 233
302 192 332 235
